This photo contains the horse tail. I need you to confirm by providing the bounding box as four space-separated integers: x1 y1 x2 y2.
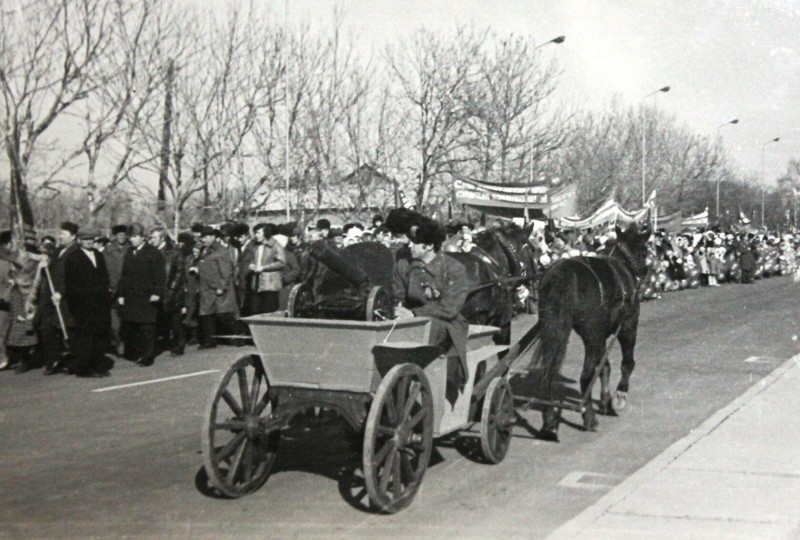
530 263 576 394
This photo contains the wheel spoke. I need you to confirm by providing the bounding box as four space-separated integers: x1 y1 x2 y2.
404 408 427 431
400 452 415 483
377 425 395 437
249 369 262 413
379 447 397 493
253 393 271 416
374 439 394 467
395 375 410 417
227 438 248 484
215 431 246 462
221 389 244 417
214 420 246 431
399 381 420 425
391 452 402 499
384 393 398 425
237 367 250 412
243 440 254 484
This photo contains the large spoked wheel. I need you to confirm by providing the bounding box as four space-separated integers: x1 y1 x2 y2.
287 283 313 318
480 377 514 464
202 354 280 498
363 363 434 513
366 286 393 322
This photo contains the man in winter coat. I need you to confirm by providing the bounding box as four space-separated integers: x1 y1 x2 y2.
238 223 286 315
194 227 238 348
36 222 78 374
149 227 186 356
116 223 166 366
103 224 128 354
0 231 16 370
393 220 469 406
64 229 113 376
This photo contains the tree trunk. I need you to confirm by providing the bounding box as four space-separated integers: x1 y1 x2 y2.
157 59 175 216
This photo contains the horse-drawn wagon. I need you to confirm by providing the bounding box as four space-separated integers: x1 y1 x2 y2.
201 314 517 513
200 221 650 512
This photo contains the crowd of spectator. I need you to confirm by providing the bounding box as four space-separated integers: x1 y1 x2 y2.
0 213 796 377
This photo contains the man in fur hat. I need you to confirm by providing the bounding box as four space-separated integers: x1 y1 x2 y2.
393 220 469 405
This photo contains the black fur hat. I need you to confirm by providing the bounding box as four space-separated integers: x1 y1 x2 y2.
111 224 128 235
413 219 445 250
60 222 79 236
385 208 427 236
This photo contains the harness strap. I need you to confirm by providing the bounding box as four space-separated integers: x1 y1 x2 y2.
571 257 606 304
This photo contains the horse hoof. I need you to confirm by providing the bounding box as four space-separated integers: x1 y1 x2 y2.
537 429 559 442
613 392 628 412
599 395 618 416
582 412 599 432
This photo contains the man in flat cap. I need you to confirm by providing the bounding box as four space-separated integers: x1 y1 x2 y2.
116 223 166 366
63 229 113 376
103 224 129 354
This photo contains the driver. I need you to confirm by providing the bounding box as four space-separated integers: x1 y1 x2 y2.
393 220 469 404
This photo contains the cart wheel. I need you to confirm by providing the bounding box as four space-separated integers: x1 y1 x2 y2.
366 286 393 321
287 283 312 318
363 363 433 513
480 377 514 464
202 354 280 498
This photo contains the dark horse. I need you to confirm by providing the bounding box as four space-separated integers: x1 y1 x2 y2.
445 224 538 344
533 222 651 441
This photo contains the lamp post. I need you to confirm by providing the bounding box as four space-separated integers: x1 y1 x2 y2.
641 86 670 206
715 118 739 221
760 137 780 227
525 35 565 222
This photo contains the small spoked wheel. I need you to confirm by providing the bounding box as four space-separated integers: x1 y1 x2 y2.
366 286 393 321
363 363 433 513
202 354 280 498
287 283 313 318
480 377 515 464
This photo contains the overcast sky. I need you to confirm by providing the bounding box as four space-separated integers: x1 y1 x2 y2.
276 0 800 184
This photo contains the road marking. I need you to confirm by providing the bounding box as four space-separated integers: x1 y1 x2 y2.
744 356 779 364
557 471 620 491
91 370 220 393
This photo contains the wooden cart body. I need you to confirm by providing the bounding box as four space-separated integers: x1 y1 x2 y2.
243 314 507 438
202 312 517 513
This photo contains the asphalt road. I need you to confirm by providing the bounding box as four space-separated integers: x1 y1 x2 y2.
1 275 799 539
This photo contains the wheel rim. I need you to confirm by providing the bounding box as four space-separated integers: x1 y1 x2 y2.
480 378 514 464
363 363 433 513
366 286 393 321
202 354 279 497
287 283 312 318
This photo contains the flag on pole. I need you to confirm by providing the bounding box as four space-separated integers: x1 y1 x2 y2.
644 189 657 209
738 209 751 225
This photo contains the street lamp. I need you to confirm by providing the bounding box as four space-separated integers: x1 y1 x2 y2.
715 118 739 220
534 35 565 50
760 137 780 227
641 86 671 206
526 35 565 222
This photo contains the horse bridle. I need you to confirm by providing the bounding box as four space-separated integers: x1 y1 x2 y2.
608 242 644 277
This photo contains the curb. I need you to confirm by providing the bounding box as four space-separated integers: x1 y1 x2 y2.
548 352 800 539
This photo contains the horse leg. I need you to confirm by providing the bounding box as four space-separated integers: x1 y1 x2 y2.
614 314 639 412
598 360 617 416
579 338 606 432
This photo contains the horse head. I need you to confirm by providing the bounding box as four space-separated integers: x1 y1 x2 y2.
613 222 652 277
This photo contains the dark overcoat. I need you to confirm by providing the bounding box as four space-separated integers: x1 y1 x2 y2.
198 241 238 316
393 253 469 384
116 244 166 324
159 245 186 313
64 247 112 332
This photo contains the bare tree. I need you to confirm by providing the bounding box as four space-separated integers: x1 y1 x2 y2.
0 0 125 229
386 28 485 210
